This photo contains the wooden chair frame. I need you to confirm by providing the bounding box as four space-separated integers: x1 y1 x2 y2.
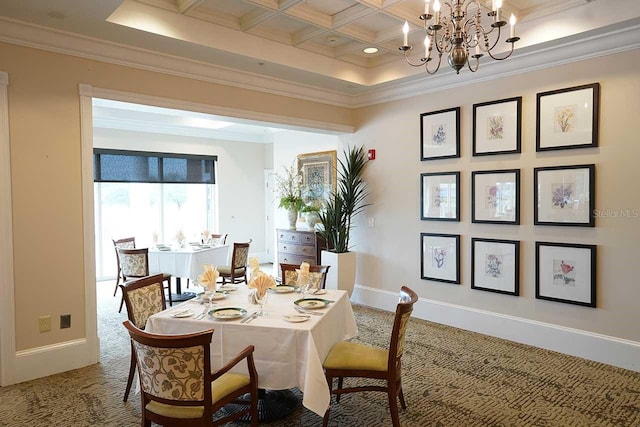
120 274 167 402
117 247 172 312
219 242 250 285
279 263 331 289
210 233 228 244
123 320 259 426
323 286 418 427
112 236 136 296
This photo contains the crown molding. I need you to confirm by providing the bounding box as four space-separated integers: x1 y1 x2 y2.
0 16 639 111
0 72 7 86
0 17 354 108
352 20 640 108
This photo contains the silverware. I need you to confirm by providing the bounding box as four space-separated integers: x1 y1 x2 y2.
195 307 208 320
295 307 323 316
244 312 259 324
240 312 257 323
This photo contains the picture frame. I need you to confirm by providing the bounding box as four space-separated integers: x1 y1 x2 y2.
535 241 596 307
534 164 595 227
297 150 337 206
420 107 460 160
420 172 460 221
472 169 520 224
473 96 522 156
420 233 460 284
471 238 520 296
536 83 600 151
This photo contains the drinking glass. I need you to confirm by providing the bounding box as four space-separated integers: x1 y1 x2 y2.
255 290 269 316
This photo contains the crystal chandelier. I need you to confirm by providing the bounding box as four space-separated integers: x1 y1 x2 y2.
399 0 520 75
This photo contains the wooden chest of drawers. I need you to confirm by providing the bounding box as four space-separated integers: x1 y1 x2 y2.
276 229 325 270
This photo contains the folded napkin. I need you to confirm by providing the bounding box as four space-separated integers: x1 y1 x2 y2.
198 264 219 291
248 257 262 281
297 262 310 286
248 273 276 298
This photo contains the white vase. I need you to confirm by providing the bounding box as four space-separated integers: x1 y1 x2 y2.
321 250 356 298
287 208 298 230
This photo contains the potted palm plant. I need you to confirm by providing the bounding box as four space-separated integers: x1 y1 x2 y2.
317 145 370 296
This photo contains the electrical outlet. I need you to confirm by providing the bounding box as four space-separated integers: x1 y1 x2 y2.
38 315 52 333
60 314 71 329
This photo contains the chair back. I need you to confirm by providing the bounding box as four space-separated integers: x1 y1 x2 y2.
210 233 228 245
123 320 214 415
120 274 167 329
118 247 150 279
388 286 418 374
231 242 250 270
280 263 331 289
113 237 135 272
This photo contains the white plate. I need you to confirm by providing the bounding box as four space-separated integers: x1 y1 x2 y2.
197 292 227 302
283 314 310 323
219 285 238 291
271 285 296 294
172 310 194 318
209 307 247 320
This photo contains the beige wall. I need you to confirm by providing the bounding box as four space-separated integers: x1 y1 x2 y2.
0 41 352 351
350 50 640 342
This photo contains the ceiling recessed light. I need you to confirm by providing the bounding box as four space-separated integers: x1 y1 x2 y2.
363 47 379 54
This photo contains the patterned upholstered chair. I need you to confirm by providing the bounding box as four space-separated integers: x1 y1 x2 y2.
120 274 167 402
123 320 259 427
218 242 250 285
112 237 135 296
280 263 330 290
118 247 172 312
322 286 418 427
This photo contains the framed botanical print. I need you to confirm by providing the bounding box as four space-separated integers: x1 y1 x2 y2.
534 164 595 227
420 172 460 221
420 107 460 160
536 241 597 307
420 233 460 284
297 150 337 205
471 238 520 296
472 169 520 224
536 83 600 151
473 96 522 156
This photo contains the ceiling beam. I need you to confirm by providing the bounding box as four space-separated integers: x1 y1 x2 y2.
176 0 204 14
332 4 377 29
240 8 277 31
291 26 329 46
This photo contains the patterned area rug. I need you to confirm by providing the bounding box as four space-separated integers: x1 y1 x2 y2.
1 281 639 426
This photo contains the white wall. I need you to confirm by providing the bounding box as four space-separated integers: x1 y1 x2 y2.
347 50 640 371
93 128 267 257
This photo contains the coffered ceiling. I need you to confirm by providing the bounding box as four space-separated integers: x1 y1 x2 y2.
0 0 639 106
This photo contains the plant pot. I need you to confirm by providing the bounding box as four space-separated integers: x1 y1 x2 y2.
287 208 298 230
321 250 356 298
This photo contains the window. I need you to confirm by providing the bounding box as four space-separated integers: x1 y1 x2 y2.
93 149 218 280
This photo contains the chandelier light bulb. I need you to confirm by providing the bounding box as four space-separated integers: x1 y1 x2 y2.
402 21 409 46
433 0 441 12
424 35 430 58
510 14 516 38
424 0 431 15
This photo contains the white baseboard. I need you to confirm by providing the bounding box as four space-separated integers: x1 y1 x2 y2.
351 285 640 373
13 338 95 384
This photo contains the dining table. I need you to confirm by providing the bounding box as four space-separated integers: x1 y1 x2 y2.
148 244 230 301
145 284 358 420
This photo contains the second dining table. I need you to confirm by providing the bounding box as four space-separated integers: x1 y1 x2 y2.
145 283 358 419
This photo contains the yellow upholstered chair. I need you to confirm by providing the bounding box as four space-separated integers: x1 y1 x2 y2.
119 274 166 402
280 263 330 290
112 236 135 296
322 286 418 427
218 242 250 285
123 320 259 427
117 247 172 312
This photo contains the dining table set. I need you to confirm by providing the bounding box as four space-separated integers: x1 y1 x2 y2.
145 282 358 418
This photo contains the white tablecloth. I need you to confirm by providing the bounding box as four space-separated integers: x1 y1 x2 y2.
145 286 358 417
148 245 230 282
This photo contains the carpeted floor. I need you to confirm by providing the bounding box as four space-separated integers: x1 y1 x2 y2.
1 280 639 426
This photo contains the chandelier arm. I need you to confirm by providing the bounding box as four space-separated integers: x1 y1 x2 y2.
482 25 502 52
425 53 443 75
485 42 516 61
402 49 430 67
467 55 480 72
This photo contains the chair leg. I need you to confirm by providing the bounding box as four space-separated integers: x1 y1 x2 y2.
119 295 125 313
113 270 121 296
124 345 136 402
336 377 344 403
165 278 173 307
387 384 401 427
398 382 407 410
250 385 258 427
323 374 333 427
